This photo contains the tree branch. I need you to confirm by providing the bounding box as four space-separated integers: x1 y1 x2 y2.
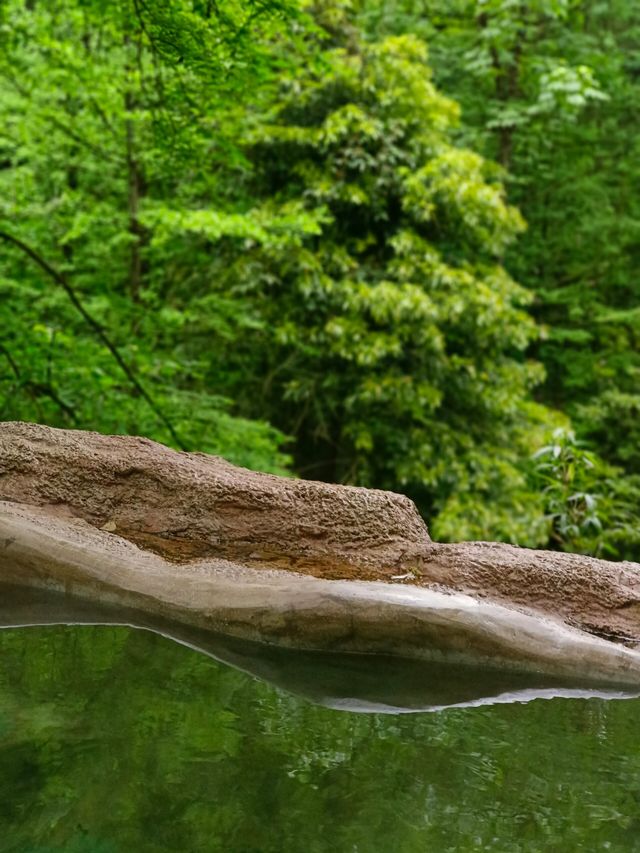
0 230 187 450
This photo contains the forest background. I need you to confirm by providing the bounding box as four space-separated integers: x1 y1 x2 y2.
0 0 638 559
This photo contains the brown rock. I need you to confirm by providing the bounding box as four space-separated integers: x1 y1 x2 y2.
2 421 640 683
0 420 428 569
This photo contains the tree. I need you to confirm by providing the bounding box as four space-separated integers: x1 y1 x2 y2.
357 0 640 555
0 0 298 472
200 27 559 543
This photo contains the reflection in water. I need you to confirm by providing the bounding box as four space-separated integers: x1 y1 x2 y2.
1 585 640 852
1 584 638 713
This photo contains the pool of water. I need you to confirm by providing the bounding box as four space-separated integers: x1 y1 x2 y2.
1 609 640 851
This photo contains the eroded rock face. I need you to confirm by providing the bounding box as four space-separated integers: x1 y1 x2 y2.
1 421 640 685
414 541 640 647
2 499 640 686
0 421 429 572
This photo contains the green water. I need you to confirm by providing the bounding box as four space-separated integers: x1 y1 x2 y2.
1 623 640 853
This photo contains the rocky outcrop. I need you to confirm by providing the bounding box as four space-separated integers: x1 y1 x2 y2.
0 420 428 570
2 421 640 686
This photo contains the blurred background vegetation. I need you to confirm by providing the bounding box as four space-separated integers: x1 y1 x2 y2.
0 0 638 558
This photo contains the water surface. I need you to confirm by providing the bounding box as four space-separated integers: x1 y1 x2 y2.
1 612 640 851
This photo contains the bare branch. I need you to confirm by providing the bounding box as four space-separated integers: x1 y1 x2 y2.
0 230 187 450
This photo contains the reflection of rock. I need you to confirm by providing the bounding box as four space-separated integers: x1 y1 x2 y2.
2 421 640 686
2 585 638 714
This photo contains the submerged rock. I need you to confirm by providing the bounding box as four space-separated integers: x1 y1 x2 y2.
2 584 639 713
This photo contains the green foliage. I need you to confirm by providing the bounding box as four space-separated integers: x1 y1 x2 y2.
0 0 301 472
531 428 640 557
187 29 562 542
0 0 637 551
357 0 640 553
578 391 640 474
